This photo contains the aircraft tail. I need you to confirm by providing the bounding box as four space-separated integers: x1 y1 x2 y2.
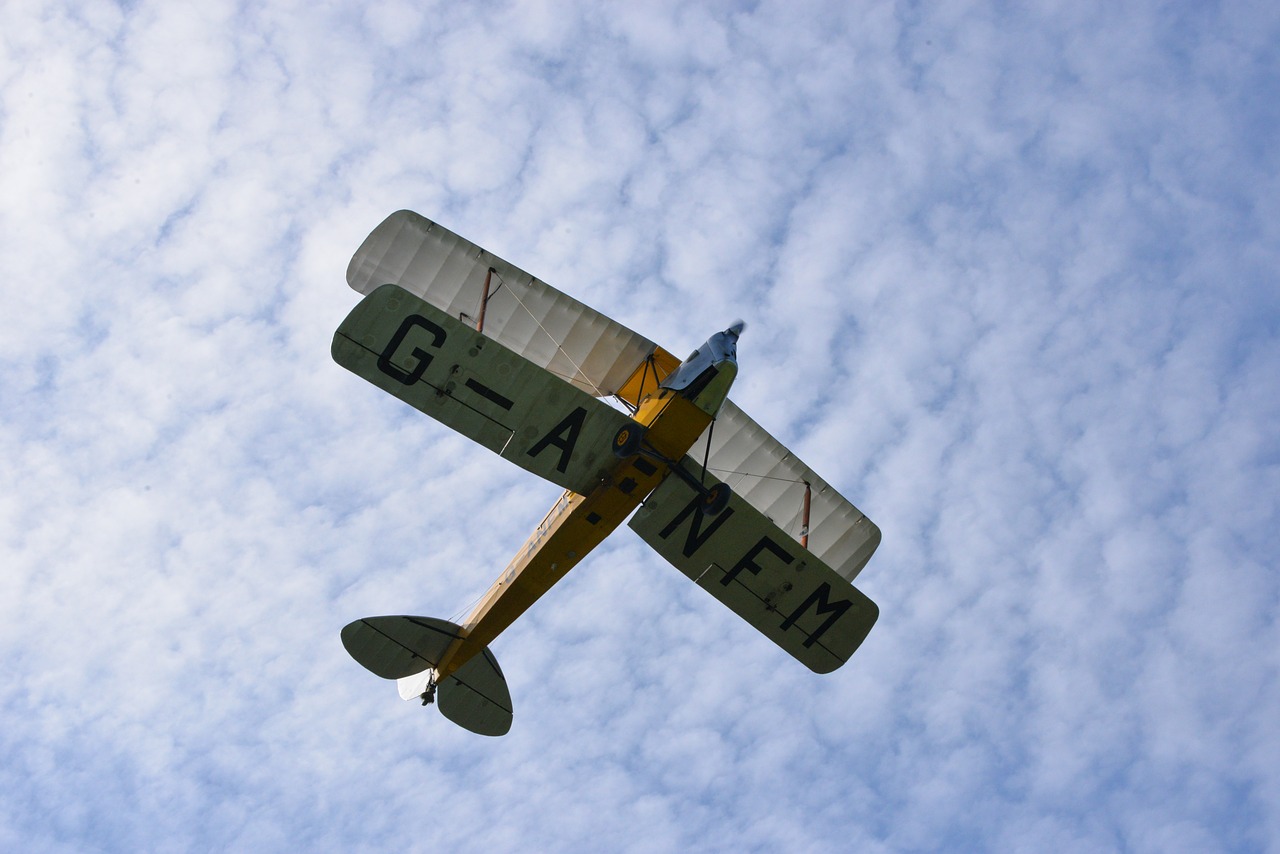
341 616 513 736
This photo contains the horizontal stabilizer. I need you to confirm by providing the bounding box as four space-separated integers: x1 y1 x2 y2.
341 615 461 679
343 615 513 736
438 650 512 736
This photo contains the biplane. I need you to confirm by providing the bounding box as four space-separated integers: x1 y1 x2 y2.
334 211 881 735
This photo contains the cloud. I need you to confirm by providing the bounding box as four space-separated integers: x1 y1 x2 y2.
1 0 1277 850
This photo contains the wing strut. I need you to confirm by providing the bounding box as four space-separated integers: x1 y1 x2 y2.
700 416 715 485
801 481 812 549
617 355 655 415
476 266 497 332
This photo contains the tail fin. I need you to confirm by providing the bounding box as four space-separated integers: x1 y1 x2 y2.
342 616 513 736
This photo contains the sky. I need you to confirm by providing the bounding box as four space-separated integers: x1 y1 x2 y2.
1 0 1277 851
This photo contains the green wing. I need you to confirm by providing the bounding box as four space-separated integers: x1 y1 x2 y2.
333 284 632 495
629 458 878 673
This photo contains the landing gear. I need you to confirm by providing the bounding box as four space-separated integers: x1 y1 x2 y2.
701 482 731 517
612 423 646 458
420 676 438 706
613 421 731 515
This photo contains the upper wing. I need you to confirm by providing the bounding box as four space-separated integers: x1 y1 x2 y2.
691 400 880 582
628 457 878 673
347 210 680 402
333 284 632 495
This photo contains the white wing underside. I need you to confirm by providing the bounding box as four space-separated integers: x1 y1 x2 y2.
691 400 880 582
348 211 879 580
347 210 659 398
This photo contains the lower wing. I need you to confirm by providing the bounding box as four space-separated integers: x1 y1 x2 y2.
629 457 878 673
333 283 632 496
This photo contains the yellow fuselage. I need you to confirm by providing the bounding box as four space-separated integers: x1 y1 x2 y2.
434 364 736 680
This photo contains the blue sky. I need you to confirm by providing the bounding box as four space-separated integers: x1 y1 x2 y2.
2 1 1277 851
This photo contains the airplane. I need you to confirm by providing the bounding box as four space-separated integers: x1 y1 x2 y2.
333 210 882 735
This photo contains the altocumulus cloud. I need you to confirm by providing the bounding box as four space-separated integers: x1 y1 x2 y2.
0 0 1277 851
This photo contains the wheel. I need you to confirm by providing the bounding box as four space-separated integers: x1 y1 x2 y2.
702 482 731 516
612 423 645 458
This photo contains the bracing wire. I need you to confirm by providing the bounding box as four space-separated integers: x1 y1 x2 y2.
493 271 607 398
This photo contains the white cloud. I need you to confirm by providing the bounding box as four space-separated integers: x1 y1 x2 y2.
1 0 1277 850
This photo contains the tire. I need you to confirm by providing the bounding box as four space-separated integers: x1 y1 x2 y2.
612 423 645 458
702 482 731 516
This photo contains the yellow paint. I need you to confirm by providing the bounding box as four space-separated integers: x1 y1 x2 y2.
613 347 681 409
433 380 720 680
